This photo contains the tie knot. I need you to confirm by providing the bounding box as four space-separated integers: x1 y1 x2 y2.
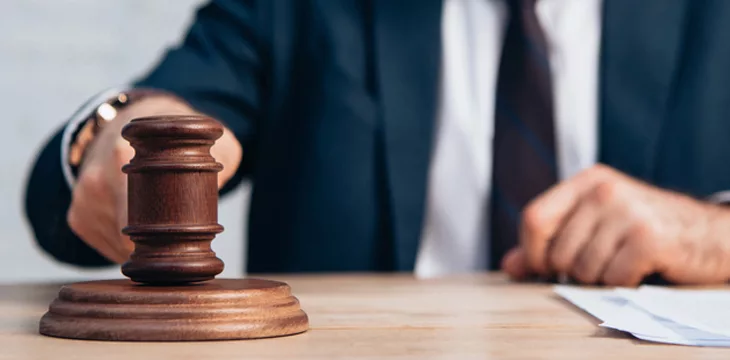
507 0 541 28
508 0 536 12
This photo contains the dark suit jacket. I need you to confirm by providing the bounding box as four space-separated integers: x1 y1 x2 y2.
23 0 730 273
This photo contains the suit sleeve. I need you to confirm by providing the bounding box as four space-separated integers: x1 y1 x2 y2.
135 0 266 192
24 0 266 267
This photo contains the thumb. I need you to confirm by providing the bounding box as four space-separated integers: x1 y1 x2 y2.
501 247 531 281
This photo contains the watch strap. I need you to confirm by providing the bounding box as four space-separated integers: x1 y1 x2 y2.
61 87 171 188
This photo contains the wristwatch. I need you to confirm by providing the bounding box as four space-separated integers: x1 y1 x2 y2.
61 87 168 188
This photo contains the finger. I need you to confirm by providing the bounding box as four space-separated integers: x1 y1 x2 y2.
79 198 129 264
97 216 132 264
76 201 130 264
93 210 131 263
84 165 131 263
100 140 135 262
109 219 133 263
69 183 129 263
501 247 530 280
87 235 126 264
112 138 135 171
521 165 612 274
69 209 128 264
114 173 134 260
547 197 600 275
572 212 630 284
601 238 654 287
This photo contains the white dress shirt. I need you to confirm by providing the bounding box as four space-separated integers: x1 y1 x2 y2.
416 0 603 278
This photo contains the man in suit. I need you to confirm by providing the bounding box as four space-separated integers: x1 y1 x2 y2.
23 0 730 286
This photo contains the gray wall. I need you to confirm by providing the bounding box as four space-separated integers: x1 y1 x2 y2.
0 0 249 283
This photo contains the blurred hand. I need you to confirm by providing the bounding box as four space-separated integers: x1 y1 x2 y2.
501 164 730 286
66 96 242 263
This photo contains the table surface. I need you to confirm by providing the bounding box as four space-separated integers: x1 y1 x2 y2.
1 273 728 359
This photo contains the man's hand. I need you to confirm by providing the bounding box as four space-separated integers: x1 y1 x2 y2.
66 96 242 264
501 164 730 286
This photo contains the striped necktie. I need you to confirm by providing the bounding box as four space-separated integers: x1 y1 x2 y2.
490 0 558 268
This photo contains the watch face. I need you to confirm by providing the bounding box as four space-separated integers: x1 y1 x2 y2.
69 118 97 166
96 103 118 123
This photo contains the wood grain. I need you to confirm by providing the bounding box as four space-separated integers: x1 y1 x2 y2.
4 273 725 359
39 279 309 341
121 115 225 284
37 115 311 342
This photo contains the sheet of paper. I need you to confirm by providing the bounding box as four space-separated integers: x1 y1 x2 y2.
554 285 730 347
615 286 730 338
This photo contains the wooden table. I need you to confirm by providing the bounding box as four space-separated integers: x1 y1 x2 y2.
1 273 727 359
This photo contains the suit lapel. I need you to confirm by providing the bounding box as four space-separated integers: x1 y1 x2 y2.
599 0 690 180
373 0 443 270
371 0 689 270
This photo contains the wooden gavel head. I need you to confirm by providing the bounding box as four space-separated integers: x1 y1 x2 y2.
40 115 309 341
120 115 225 285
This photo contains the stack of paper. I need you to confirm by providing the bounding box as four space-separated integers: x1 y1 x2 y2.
554 285 730 347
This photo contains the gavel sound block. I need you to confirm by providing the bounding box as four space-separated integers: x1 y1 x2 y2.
39 116 309 341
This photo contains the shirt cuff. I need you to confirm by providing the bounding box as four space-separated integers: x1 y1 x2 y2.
707 191 730 205
60 86 132 189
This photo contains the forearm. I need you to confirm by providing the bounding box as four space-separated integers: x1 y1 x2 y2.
26 0 259 267
25 93 241 267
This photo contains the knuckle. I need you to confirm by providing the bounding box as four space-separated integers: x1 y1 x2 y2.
591 181 619 205
627 221 659 245
572 258 595 283
603 272 628 286
521 204 545 236
112 142 134 166
548 251 569 273
575 272 596 285
591 163 608 174
587 163 612 179
609 266 643 287
625 231 659 269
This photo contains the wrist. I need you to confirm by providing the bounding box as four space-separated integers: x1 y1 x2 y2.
61 88 242 190
88 97 242 188
119 98 244 179
61 87 131 188
63 89 191 187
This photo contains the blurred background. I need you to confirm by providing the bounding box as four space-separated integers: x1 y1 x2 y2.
0 0 249 283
